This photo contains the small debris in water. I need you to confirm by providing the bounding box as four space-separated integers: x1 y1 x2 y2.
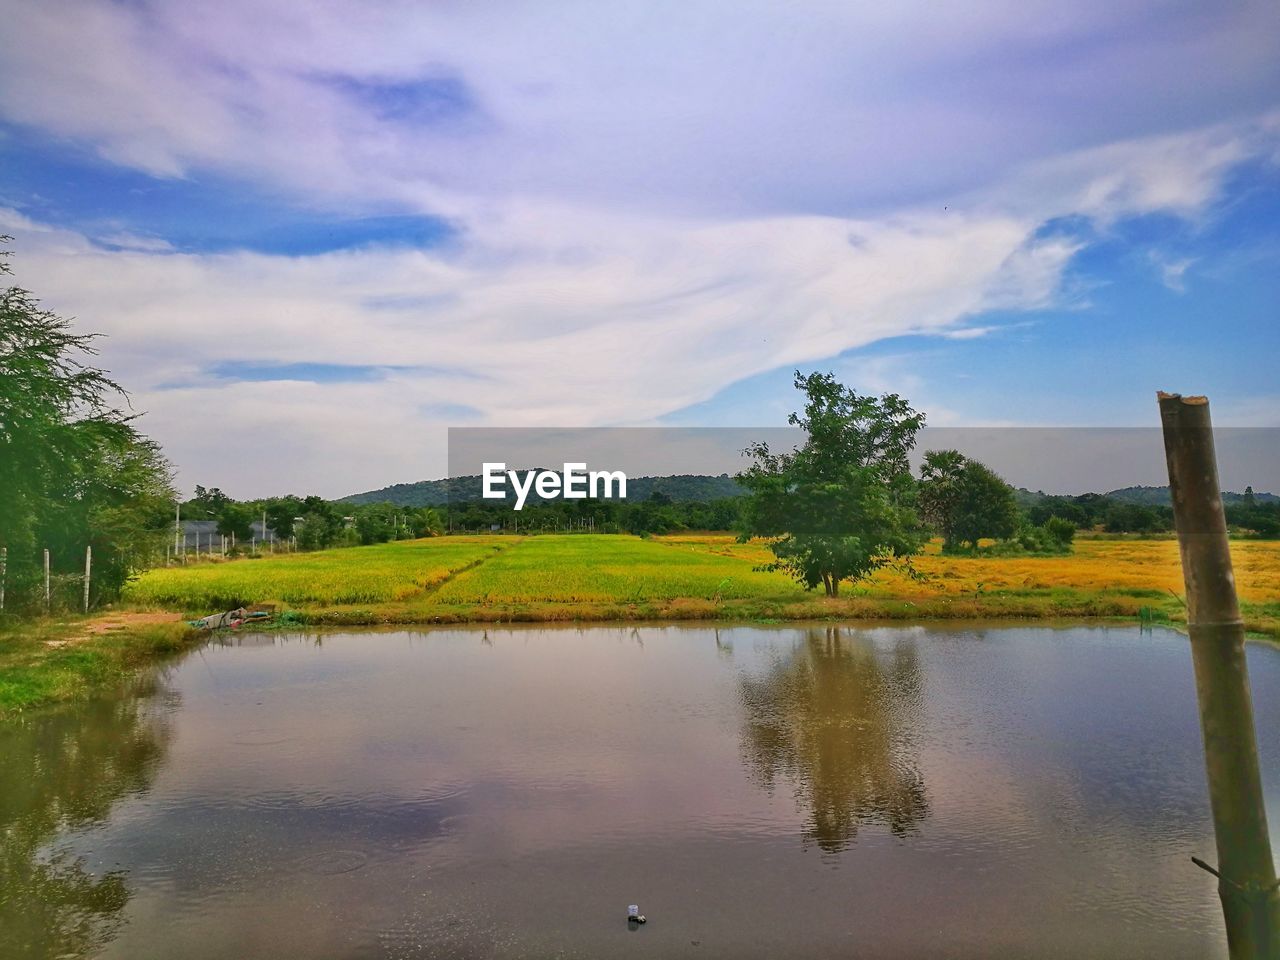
627 904 646 924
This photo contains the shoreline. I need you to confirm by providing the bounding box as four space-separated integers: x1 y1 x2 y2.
3 595 1276 720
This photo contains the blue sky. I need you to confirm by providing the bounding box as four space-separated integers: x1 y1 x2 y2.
0 125 454 254
0 1 1277 497
671 163 1280 429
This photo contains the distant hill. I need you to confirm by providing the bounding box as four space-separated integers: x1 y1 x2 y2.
339 473 745 507
1103 485 1279 505
346 476 1276 508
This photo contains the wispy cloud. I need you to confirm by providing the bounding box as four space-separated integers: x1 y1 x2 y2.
1149 252 1196 292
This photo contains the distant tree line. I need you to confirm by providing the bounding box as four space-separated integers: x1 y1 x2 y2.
184 464 1277 558
1018 488 1279 538
182 486 445 552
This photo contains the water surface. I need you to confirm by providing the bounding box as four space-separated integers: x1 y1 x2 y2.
4 623 1278 959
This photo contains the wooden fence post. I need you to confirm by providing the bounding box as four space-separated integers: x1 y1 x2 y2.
1159 391 1280 959
83 545 92 613
0 546 6 612
44 548 50 613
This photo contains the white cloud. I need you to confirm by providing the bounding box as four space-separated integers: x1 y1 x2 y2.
0 1 1277 494
1148 253 1195 293
2 0 1277 217
3 202 1077 494
93 231 176 253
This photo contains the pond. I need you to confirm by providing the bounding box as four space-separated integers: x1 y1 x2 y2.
3 623 1278 959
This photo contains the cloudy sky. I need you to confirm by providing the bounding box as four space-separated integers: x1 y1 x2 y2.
1 0 1277 498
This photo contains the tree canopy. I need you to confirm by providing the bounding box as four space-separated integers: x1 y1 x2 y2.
737 371 926 596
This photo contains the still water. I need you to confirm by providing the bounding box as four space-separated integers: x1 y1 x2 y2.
4 624 1279 959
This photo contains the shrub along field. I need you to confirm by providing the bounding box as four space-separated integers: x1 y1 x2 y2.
117 533 1280 637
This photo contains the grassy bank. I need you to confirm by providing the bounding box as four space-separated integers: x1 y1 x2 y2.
0 615 201 717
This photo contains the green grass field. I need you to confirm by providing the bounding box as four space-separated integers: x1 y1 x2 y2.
431 535 803 605
122 536 508 610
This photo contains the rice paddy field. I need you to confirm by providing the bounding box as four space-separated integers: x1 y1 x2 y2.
431 535 802 605
122 537 509 609
118 533 1280 638
661 535 1280 605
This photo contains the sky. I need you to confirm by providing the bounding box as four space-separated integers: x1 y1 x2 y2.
0 0 1277 498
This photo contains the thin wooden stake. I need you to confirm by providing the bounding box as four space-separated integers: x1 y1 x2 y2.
44 548 50 612
1159 391 1280 960
0 546 6 612
83 545 92 613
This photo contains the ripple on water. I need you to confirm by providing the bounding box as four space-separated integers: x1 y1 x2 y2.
382 784 470 810
240 789 363 812
369 911 506 960
239 783 469 813
295 848 371 875
228 729 295 747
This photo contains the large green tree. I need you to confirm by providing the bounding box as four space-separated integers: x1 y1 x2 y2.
918 451 1020 551
737 371 925 597
0 240 174 610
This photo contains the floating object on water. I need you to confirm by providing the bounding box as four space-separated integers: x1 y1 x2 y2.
627 905 646 924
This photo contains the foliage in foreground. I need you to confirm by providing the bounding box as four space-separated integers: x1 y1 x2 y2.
0 240 174 612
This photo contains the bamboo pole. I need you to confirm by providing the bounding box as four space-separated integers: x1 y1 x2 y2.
1158 391 1279 960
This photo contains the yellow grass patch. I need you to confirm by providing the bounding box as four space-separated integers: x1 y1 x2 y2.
655 535 1280 604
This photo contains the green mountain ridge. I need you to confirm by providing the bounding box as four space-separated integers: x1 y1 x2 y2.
1099 485 1278 505
342 476 1276 507
338 473 745 506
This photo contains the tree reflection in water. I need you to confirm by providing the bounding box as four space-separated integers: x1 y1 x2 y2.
740 626 929 852
0 681 171 958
